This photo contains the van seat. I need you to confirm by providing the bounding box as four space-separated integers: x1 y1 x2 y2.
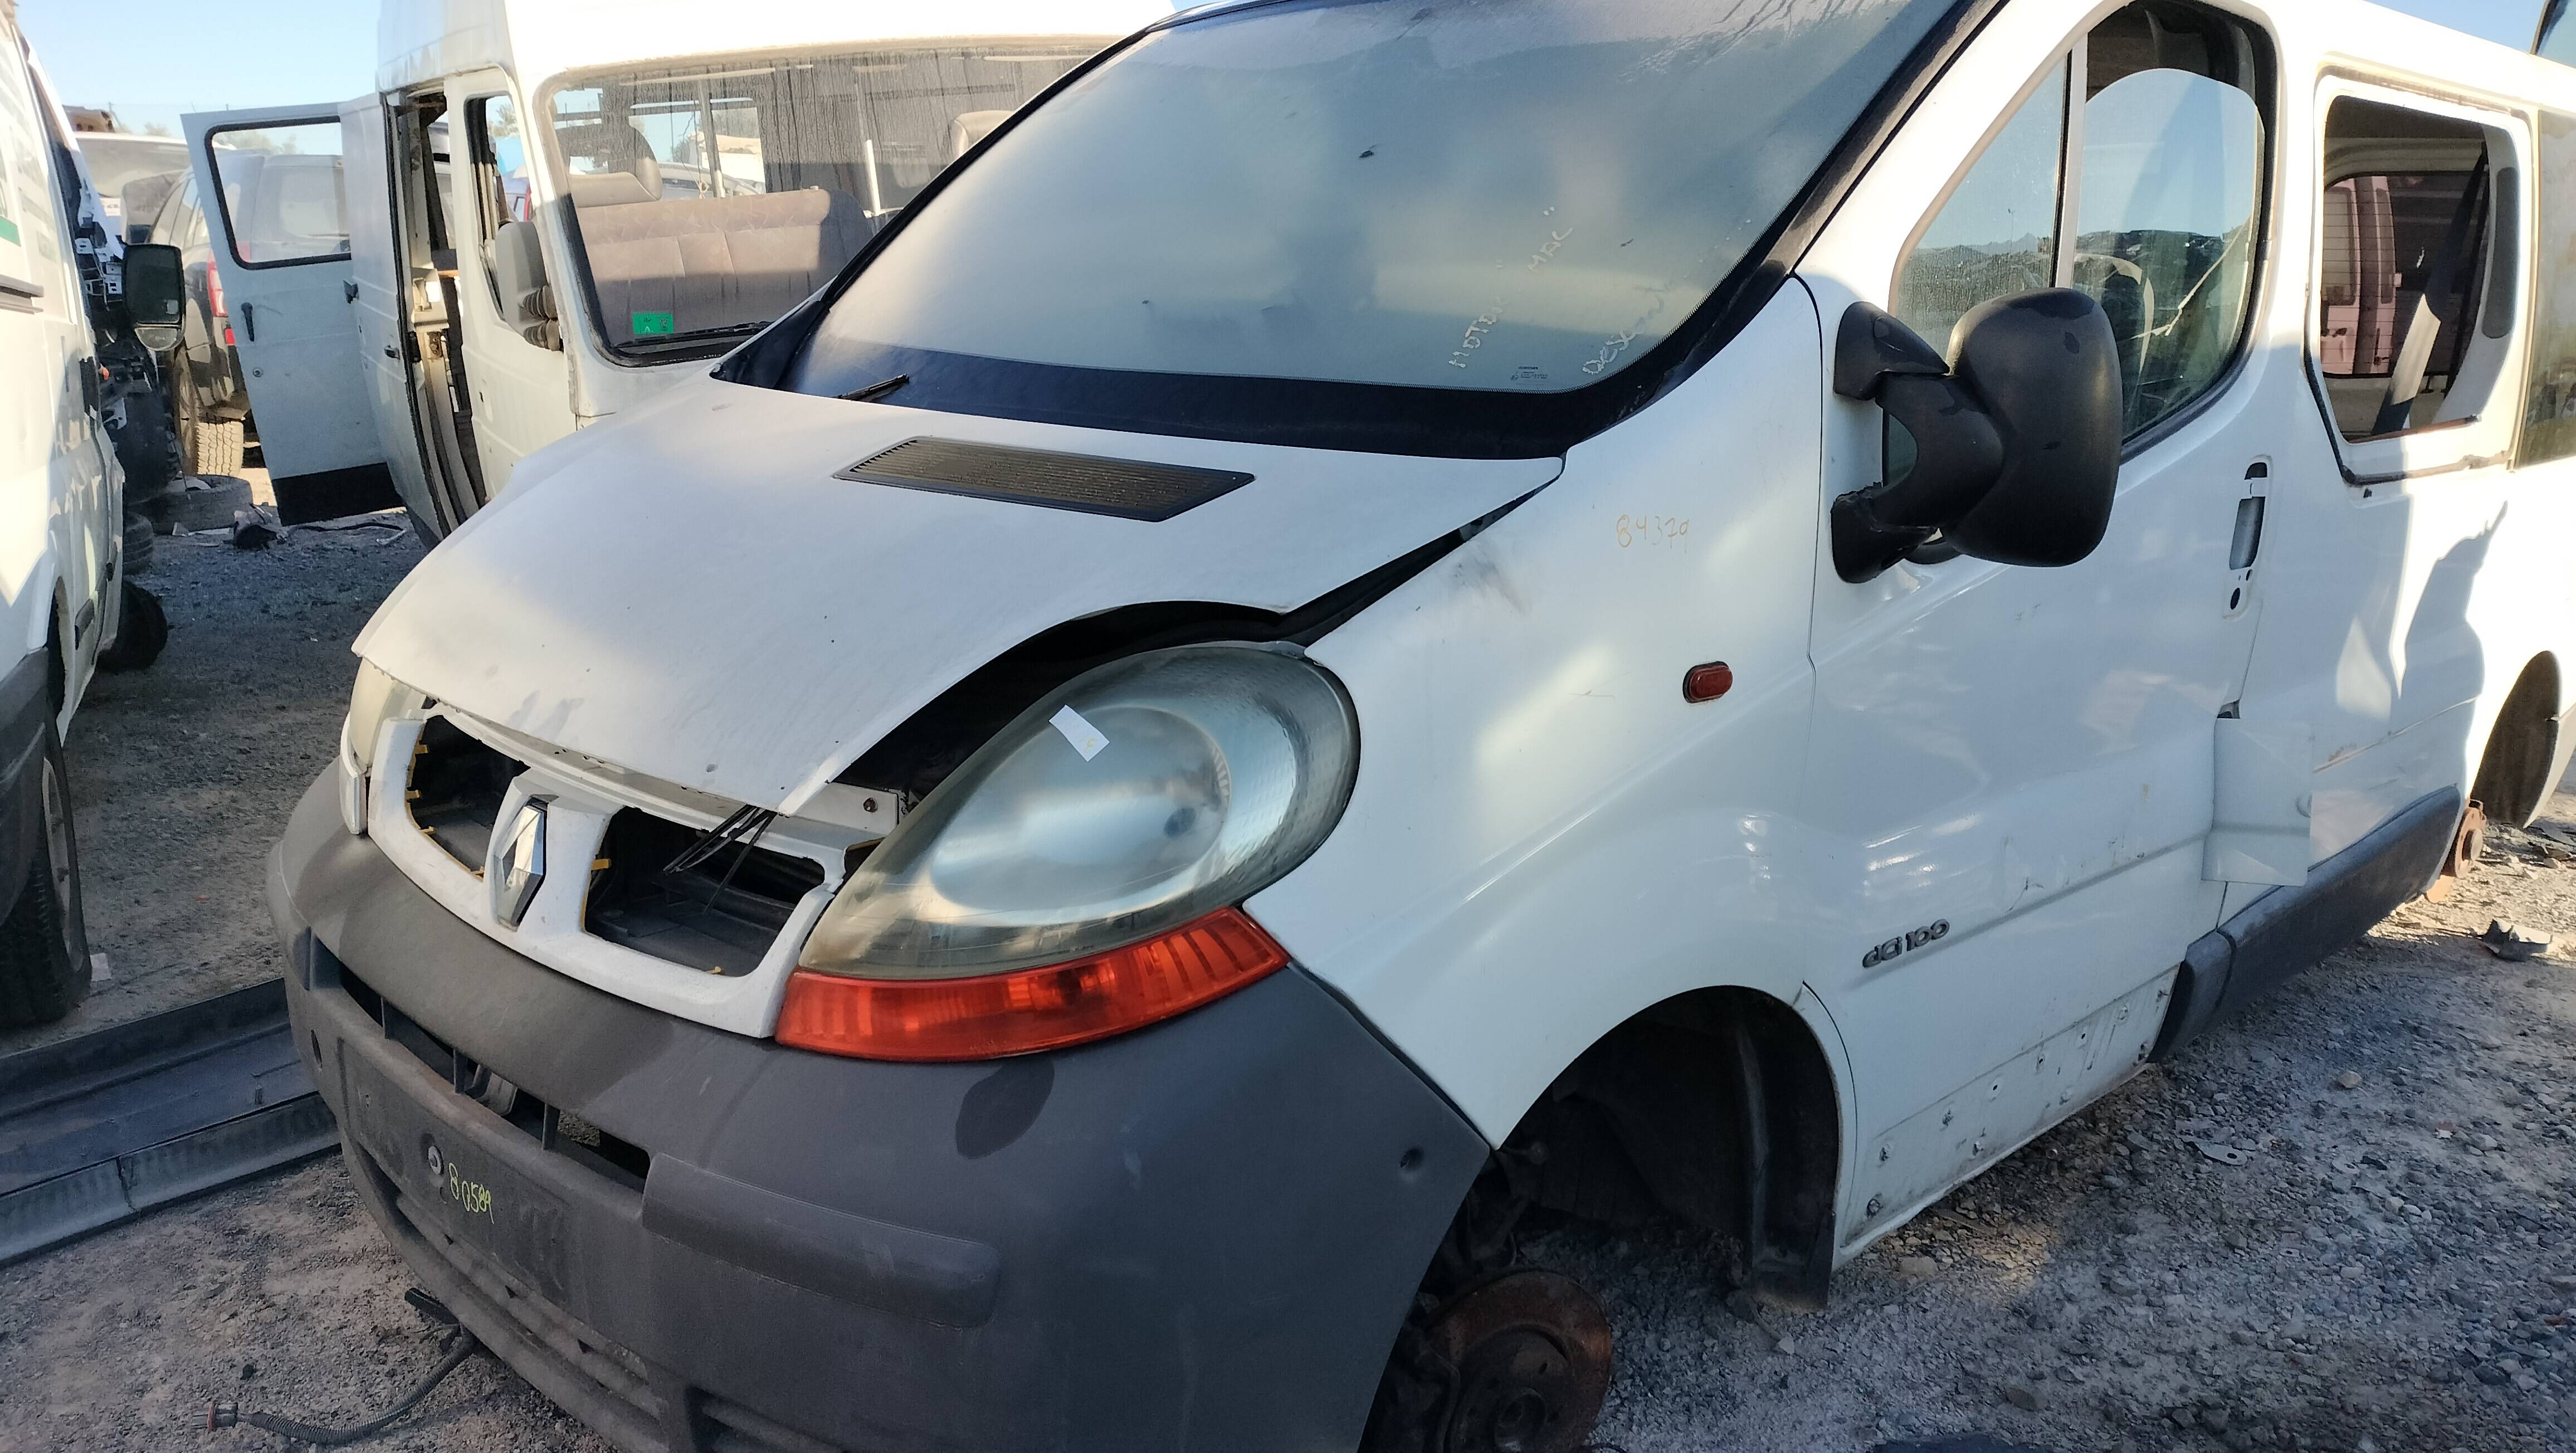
566 172 657 209
573 189 866 345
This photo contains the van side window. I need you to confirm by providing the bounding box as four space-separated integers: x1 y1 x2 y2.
1894 64 2068 352
2073 10 2265 436
1891 3 2267 440
2318 99 2497 441
467 95 530 316
2519 111 2576 466
205 119 350 267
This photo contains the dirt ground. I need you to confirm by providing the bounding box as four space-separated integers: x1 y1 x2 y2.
1 527 2571 1452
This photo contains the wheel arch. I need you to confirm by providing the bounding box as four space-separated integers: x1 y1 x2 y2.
2471 652 2571 830
1500 983 1845 1307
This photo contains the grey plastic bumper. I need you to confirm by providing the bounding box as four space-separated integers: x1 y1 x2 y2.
267 771 1484 1453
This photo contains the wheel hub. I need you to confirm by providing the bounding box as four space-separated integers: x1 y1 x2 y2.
1423 1270 1613 1453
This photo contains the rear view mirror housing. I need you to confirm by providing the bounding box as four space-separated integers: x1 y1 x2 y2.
121 242 186 353
493 220 560 349
1831 290 2123 583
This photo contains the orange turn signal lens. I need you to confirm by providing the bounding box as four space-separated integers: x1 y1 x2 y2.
777 908 1291 1061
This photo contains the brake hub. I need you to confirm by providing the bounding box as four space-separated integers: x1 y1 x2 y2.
1417 1269 1613 1453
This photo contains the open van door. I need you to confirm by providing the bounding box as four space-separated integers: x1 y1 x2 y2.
183 103 403 525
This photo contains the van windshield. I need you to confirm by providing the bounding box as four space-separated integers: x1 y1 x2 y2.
546 38 1111 356
783 0 1954 450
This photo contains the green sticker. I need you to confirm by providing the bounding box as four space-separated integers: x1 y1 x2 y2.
631 310 675 336
0 215 17 246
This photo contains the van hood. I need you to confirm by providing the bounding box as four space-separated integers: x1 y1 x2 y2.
357 377 1560 813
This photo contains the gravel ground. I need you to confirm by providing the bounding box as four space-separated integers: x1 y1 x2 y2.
1 528 2570 1452
0 511 422 1056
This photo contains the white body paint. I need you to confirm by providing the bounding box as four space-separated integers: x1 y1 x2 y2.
342 0 2576 1265
0 19 122 728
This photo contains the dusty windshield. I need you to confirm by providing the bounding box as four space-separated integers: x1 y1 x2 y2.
74 135 189 196
547 38 1110 355
792 0 1951 407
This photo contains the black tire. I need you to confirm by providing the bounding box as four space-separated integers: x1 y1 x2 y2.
98 583 168 673
168 474 255 533
175 364 244 478
0 727 90 1028
404 504 444 547
122 509 156 577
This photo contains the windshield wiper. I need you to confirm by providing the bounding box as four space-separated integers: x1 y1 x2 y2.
840 374 910 404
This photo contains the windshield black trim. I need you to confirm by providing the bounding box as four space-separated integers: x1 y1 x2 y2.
725 0 2007 458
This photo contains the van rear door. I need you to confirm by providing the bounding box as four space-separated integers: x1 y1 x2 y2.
183 103 401 525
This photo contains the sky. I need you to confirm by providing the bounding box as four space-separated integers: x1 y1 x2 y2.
10 0 2558 139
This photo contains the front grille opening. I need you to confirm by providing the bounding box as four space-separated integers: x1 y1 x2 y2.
545 1110 651 1192
584 809 827 977
408 718 525 871
336 965 651 1191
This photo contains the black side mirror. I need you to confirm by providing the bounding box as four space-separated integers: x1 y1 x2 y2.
1830 290 2122 583
121 242 186 352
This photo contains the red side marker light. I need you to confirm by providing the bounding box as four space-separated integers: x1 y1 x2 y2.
777 908 1291 1062
1683 661 1734 704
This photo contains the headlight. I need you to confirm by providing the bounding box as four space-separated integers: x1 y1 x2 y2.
340 660 418 835
780 645 1357 1060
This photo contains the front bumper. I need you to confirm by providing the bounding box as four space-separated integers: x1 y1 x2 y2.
269 772 1484 1453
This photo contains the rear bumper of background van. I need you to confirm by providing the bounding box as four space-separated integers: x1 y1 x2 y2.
267 771 1484 1453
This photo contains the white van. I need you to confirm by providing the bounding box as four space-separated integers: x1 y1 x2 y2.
0 15 145 1026
183 0 1175 534
270 1 2576 1449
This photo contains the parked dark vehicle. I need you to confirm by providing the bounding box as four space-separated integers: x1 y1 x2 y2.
127 168 253 476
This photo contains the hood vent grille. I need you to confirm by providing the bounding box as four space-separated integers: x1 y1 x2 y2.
836 438 1253 522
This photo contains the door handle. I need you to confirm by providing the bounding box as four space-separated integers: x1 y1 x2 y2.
383 344 398 359
2227 496 2266 571
343 280 359 303
242 303 255 343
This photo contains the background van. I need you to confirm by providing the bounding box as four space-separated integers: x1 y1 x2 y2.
0 11 143 1025
181 0 1175 537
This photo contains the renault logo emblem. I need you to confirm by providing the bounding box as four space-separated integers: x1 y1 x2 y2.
495 800 548 928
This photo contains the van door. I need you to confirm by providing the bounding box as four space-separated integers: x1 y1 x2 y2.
183 104 401 524
1796 3 2283 1242
337 94 438 532
447 76 570 494
2233 84 2532 869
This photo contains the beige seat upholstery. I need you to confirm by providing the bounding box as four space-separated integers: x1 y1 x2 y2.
565 172 656 209
572 188 867 345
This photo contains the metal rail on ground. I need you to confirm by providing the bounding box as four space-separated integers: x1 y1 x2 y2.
0 978 338 1265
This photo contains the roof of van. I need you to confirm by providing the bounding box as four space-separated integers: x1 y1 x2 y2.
377 0 1183 94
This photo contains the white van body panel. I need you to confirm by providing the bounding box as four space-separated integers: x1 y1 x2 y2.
183 104 391 490
447 66 570 488
1 33 116 720
354 374 1559 811
1248 287 1829 1142
338 92 436 524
